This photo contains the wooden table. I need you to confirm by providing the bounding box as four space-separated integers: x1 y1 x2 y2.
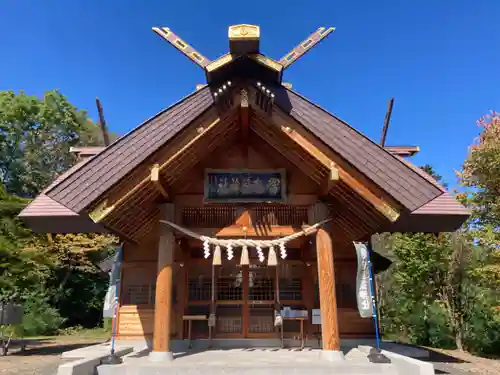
182 315 208 349
281 317 308 349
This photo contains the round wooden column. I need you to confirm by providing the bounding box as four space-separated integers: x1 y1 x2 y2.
316 226 344 361
150 204 175 362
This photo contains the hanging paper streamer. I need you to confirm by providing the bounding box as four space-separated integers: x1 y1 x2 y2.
226 244 234 260
240 245 249 265
213 245 222 265
256 246 265 263
203 240 210 259
279 242 287 259
268 246 278 266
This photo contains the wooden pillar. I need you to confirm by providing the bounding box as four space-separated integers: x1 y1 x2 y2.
242 265 249 338
300 243 314 337
316 228 340 351
177 264 186 340
309 203 343 360
150 204 175 362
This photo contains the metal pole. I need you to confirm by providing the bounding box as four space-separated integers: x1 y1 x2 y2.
101 247 123 365
367 247 381 349
366 244 390 363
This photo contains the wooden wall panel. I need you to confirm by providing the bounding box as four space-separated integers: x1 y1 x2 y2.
123 229 159 262
117 306 178 338
338 308 374 336
333 242 357 261
117 306 154 337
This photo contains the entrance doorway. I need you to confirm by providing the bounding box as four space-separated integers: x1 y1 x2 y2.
184 249 309 340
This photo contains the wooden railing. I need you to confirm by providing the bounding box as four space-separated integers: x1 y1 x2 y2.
181 204 309 228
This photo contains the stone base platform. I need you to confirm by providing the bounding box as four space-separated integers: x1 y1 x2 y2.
98 348 400 375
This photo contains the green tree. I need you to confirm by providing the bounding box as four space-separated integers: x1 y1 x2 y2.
0 184 48 302
419 164 448 189
0 89 119 333
0 90 104 198
377 112 500 356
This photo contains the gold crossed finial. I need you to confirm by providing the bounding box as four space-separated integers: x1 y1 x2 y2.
279 27 335 69
152 24 335 74
152 27 211 68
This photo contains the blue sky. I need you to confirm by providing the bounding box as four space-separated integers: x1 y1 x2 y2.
1 0 499 187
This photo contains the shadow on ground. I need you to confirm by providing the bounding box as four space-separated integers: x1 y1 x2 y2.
13 342 102 356
426 348 467 364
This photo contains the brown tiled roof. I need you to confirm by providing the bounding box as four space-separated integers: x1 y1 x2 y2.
272 86 443 211
394 156 469 215
413 193 470 215
394 155 447 193
384 146 420 157
19 160 108 233
40 81 465 228
381 156 469 232
20 160 91 217
45 86 214 212
69 147 105 157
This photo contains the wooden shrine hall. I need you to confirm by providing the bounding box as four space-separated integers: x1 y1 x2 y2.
20 24 469 361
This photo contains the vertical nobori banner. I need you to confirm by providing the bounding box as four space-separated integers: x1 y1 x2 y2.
354 242 374 318
103 248 123 318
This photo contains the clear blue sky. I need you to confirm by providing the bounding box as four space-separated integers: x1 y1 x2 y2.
1 0 499 187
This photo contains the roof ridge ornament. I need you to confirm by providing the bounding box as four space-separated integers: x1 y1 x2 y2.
279 27 335 69
152 27 211 68
228 24 260 54
152 24 335 82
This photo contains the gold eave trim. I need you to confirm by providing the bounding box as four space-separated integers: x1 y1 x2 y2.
88 200 115 223
249 54 283 73
206 53 234 73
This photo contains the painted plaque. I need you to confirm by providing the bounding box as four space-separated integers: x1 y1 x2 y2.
204 169 286 203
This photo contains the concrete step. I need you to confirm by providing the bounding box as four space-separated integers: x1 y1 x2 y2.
97 349 399 375
99 363 398 375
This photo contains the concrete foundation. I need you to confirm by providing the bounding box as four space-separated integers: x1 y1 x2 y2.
56 340 434 375
57 344 133 375
98 348 399 375
320 349 345 362
115 338 376 352
148 350 174 362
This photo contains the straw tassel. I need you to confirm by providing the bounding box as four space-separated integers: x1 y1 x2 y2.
212 245 222 265
240 245 249 265
267 246 278 266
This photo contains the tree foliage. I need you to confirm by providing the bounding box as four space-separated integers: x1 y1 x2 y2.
376 114 500 356
0 90 106 198
0 90 118 334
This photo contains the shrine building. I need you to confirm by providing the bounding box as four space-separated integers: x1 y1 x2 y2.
19 24 469 361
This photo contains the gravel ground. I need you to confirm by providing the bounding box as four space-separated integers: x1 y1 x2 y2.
0 338 104 375
428 348 500 375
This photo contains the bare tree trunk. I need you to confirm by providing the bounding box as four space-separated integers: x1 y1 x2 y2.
455 328 464 351
53 249 73 304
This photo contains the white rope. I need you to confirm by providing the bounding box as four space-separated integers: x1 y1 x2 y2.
159 218 331 247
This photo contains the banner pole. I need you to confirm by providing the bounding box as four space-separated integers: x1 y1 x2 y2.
101 247 123 365
367 245 381 349
366 243 390 363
